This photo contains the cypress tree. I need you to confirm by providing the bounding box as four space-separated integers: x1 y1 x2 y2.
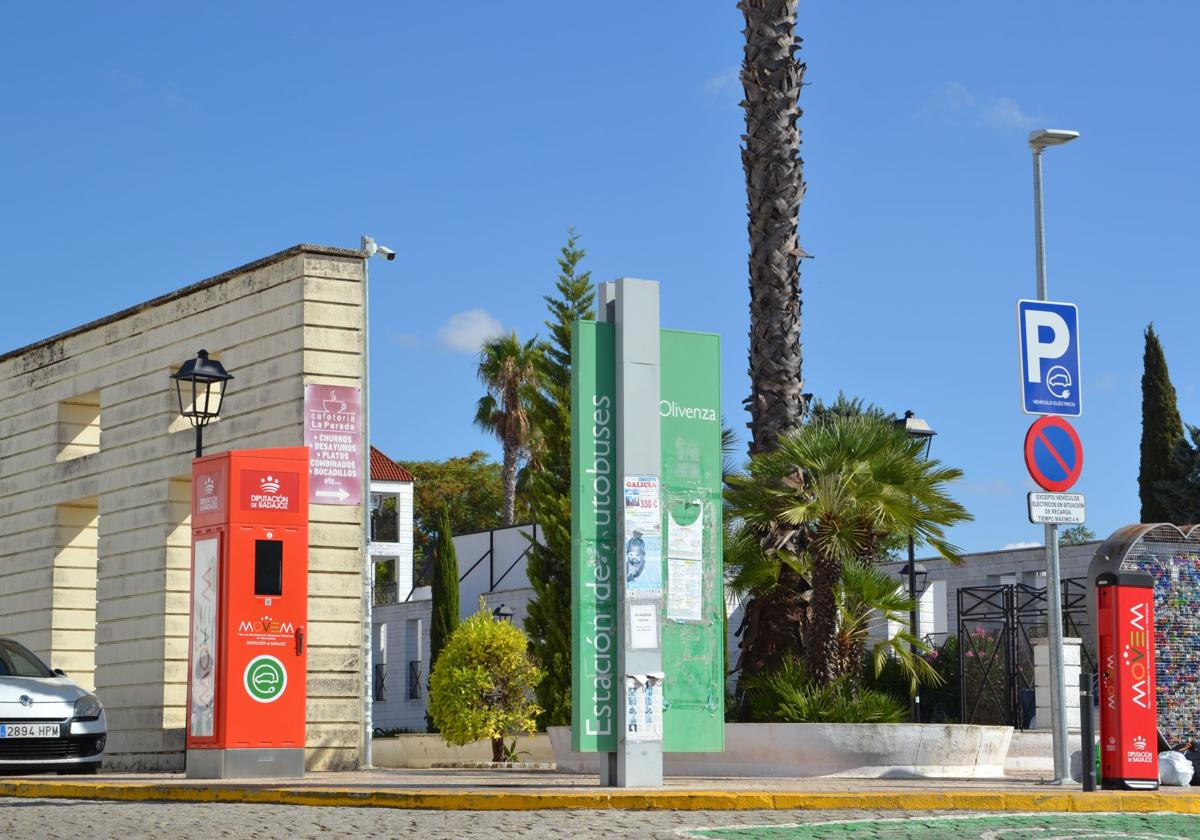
1155 426 1200 525
1139 324 1184 523
429 502 460 671
524 229 594 727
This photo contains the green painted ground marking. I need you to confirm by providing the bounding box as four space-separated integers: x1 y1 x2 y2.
685 812 1199 839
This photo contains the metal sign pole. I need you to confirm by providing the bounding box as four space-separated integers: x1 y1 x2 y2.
1032 142 1072 784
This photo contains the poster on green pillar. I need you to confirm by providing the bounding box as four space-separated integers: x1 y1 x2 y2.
571 320 724 754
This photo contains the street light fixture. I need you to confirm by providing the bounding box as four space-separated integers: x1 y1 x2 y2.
492 604 515 624
1029 129 1079 300
899 410 935 457
171 349 233 458
899 561 929 599
1028 127 1079 784
896 410 936 722
1029 129 1080 150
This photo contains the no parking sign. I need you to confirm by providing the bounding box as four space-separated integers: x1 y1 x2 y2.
1024 415 1083 492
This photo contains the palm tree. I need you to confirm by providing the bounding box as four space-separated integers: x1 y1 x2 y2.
726 415 972 685
475 332 541 526
735 0 809 695
836 561 941 694
740 0 808 457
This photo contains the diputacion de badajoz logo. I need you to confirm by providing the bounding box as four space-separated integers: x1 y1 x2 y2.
243 655 287 703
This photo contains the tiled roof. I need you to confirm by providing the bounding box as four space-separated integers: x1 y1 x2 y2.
370 446 415 482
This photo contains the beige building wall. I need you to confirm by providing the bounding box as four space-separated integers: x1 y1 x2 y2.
0 245 368 771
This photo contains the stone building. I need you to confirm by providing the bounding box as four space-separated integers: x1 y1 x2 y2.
0 244 369 771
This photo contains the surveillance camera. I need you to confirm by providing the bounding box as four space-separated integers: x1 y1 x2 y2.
360 235 397 261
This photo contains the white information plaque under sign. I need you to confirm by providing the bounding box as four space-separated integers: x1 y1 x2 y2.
1027 491 1085 525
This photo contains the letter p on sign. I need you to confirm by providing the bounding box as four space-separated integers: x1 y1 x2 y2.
1017 300 1081 417
1024 310 1070 383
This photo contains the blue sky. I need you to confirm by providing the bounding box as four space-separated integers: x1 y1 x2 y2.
3 3 1198 553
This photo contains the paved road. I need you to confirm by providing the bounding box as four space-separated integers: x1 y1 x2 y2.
0 800 899 839
1 801 1196 839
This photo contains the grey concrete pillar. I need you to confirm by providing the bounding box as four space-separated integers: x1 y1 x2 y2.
599 278 664 788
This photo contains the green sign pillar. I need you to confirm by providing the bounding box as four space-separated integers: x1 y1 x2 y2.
571 278 724 787
607 278 663 786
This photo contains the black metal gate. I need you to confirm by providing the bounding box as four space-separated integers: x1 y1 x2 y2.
957 578 1093 728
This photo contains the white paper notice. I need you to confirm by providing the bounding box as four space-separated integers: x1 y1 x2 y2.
667 556 703 622
668 507 704 561
666 506 704 622
628 603 659 650
624 674 664 742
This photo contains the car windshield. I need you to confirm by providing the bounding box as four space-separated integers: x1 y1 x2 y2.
0 639 54 678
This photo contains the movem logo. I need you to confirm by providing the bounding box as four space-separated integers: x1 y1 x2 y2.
237 616 296 636
1125 601 1150 709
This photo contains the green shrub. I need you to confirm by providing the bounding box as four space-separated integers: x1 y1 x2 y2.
865 635 963 723
921 635 962 723
428 602 544 762
743 659 906 724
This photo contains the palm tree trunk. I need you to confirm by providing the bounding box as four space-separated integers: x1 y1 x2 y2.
805 553 841 684
740 0 808 456
734 561 808 717
737 0 811 700
501 443 518 526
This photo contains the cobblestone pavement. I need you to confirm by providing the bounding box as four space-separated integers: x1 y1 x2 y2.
0 800 924 839
3 802 1198 840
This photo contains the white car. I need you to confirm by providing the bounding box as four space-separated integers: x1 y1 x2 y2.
0 638 106 774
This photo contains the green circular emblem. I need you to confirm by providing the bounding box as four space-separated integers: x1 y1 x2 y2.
243 655 287 703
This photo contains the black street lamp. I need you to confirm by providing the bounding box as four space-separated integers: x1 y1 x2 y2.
492 604 514 624
899 561 929 599
171 349 234 458
896 410 935 722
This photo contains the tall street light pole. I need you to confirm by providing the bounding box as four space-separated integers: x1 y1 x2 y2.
1029 128 1079 784
898 410 935 722
359 235 397 770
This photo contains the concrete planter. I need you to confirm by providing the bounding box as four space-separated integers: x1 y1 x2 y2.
372 733 554 768
548 722 1013 779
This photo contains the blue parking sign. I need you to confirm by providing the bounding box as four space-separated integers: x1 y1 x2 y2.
1017 300 1081 417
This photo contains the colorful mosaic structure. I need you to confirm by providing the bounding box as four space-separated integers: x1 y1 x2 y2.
1113 525 1200 742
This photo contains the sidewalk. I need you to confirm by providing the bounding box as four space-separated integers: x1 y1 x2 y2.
2 768 1199 813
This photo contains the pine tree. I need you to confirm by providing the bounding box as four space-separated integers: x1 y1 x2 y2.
429 502 460 672
524 229 594 727
1139 324 1184 523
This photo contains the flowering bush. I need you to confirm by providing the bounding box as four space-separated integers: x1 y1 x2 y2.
958 626 1012 726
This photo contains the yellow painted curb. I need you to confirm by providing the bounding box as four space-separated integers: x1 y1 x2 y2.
2 780 1200 813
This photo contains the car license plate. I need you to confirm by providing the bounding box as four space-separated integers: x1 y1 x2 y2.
0 723 60 738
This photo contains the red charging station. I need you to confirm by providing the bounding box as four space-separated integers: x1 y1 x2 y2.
186 447 309 779
1096 570 1158 791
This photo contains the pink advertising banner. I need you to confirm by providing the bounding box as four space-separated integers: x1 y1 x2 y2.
304 384 362 506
